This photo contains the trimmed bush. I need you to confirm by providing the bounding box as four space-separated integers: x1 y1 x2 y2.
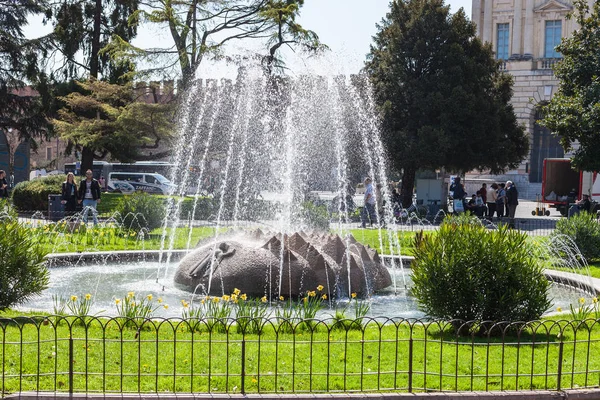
11 175 66 211
298 201 330 231
552 213 600 262
115 192 166 231
0 217 50 310
410 217 551 327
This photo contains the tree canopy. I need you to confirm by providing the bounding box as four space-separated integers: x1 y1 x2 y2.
365 0 528 206
0 0 49 143
52 80 175 163
542 0 600 172
103 0 324 83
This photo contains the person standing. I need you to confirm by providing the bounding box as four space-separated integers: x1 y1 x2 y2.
506 180 519 228
449 177 466 214
496 183 506 219
361 177 377 228
487 183 498 218
61 173 79 216
0 170 8 198
78 169 101 225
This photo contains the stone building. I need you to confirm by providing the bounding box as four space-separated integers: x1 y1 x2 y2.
467 0 593 199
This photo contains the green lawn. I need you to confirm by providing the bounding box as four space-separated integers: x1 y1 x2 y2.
0 313 598 394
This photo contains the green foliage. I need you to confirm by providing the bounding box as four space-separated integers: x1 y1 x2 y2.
552 213 600 262
365 0 528 206
0 219 50 310
410 218 551 327
114 292 166 328
115 191 166 231
11 175 66 211
298 201 330 231
541 0 600 171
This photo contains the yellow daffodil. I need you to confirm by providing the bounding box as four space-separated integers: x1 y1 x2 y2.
240 293 247 301
157 297 163 303
279 296 284 301
223 295 230 301
182 302 189 308
146 294 153 301
115 299 121 305
557 307 563 312
127 292 135 298
233 288 241 296
213 297 220 303
303 297 308 303
351 293 357 299
85 293 91 300
317 285 324 292
322 294 327 300
163 304 169 309
231 294 238 301
308 291 316 297
593 297 598 304
200 299 205 304
70 295 77 302
579 297 586 304
261 296 267 303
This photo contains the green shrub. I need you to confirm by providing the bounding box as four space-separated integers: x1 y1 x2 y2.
178 196 216 220
552 213 600 262
410 217 551 328
11 175 66 211
0 219 50 310
297 201 330 231
115 192 166 231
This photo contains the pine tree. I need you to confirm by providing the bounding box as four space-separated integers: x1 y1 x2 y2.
365 0 528 207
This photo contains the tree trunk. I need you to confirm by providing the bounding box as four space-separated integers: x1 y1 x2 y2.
400 165 416 208
80 146 95 176
80 0 102 174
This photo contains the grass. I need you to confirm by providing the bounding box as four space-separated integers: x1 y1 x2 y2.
0 313 599 394
32 226 222 253
349 229 419 256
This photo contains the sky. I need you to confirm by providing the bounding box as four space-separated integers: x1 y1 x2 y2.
24 0 474 75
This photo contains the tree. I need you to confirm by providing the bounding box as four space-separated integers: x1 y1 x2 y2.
365 0 528 207
104 0 324 84
52 80 175 163
48 0 140 173
0 0 50 146
541 0 600 172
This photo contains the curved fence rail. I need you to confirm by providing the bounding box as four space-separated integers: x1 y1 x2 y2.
1 316 600 396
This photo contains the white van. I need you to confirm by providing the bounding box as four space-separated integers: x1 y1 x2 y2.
107 172 175 195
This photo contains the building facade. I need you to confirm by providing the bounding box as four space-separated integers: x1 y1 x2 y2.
468 0 592 199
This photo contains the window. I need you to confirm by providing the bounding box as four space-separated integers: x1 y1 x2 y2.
545 20 562 58
46 147 52 160
496 23 510 60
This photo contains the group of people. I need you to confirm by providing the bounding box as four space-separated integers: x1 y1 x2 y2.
61 170 102 225
450 178 519 226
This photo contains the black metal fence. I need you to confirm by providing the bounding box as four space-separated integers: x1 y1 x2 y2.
2 316 600 397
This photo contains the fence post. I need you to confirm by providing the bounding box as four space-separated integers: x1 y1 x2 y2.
556 340 564 391
69 333 74 395
241 336 246 394
408 336 413 392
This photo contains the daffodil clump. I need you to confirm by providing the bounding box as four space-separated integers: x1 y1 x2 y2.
114 292 167 327
52 293 94 317
561 296 600 323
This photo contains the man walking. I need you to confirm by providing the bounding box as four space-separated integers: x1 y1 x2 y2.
506 180 519 228
361 177 377 228
78 169 102 225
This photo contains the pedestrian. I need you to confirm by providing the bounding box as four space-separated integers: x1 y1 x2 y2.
449 177 466 214
61 172 79 217
506 180 519 228
78 169 102 226
361 177 377 228
0 170 8 198
496 183 506 219
487 183 498 218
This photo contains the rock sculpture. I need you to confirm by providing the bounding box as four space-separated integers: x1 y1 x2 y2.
174 230 392 298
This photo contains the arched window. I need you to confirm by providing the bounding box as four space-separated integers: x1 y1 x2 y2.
529 107 564 183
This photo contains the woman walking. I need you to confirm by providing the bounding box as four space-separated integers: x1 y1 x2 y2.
61 173 79 216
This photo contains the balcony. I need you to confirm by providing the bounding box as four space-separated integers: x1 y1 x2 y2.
537 58 561 70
